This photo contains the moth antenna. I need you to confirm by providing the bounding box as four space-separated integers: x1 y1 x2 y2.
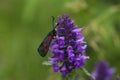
51 16 55 29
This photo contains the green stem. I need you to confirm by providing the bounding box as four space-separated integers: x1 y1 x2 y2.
81 67 96 80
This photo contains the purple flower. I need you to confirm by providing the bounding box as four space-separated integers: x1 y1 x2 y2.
52 61 59 72
91 61 115 80
48 14 89 77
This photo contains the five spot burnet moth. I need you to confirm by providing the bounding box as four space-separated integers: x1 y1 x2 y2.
37 16 56 57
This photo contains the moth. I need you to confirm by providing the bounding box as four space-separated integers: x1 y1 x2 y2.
38 16 56 57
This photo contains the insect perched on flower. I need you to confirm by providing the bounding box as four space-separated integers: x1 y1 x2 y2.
48 14 89 77
38 16 56 57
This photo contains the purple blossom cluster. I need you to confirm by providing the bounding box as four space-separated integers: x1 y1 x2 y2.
48 14 89 77
91 61 115 80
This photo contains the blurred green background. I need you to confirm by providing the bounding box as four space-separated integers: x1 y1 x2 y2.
0 0 120 80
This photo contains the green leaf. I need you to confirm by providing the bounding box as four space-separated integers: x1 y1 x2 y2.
42 61 52 66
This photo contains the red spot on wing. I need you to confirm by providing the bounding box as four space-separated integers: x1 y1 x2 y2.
43 43 49 47
48 36 53 40
44 48 47 53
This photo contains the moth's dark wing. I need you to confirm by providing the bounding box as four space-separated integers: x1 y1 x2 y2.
38 42 49 57
37 31 54 57
38 44 44 57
